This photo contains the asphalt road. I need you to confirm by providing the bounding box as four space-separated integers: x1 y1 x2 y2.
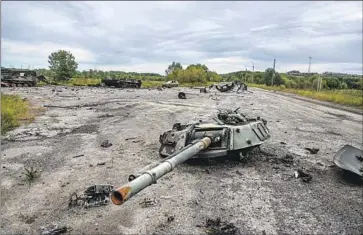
1 86 362 235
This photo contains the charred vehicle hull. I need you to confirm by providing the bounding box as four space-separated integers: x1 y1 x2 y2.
159 109 269 159
1 68 47 87
102 79 142 88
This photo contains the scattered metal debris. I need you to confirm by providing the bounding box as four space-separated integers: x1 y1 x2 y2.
139 198 157 208
294 169 312 183
97 162 106 166
100 140 112 148
333 144 363 177
69 185 114 208
236 83 248 93
40 225 68 235
214 83 235 92
178 92 186 99
200 217 240 235
305 147 320 154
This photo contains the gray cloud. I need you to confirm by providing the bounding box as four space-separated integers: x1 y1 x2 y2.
1 1 362 74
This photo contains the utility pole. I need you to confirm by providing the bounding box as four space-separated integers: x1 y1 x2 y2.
244 65 248 83
308 56 312 73
251 62 254 84
272 58 276 86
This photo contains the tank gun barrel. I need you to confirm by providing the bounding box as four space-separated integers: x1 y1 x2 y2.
111 137 212 206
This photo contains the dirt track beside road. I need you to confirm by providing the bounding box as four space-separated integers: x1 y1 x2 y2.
1 86 362 234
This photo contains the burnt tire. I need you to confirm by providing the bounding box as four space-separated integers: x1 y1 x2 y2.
178 92 186 99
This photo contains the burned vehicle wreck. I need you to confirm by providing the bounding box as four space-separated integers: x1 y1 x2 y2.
111 108 270 206
159 108 269 159
210 81 247 93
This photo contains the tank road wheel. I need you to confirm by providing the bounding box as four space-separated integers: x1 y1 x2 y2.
24 83 29 87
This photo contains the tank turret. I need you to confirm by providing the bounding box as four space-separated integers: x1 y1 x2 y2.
111 108 270 206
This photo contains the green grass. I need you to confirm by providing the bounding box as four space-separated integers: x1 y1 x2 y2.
1 94 35 134
249 84 363 109
141 80 165 88
68 78 102 86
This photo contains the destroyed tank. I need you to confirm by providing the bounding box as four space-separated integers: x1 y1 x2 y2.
111 108 270 206
209 81 247 93
0 68 47 87
101 78 142 88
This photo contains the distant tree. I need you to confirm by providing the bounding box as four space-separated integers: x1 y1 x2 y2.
187 64 209 72
48 50 78 80
263 68 283 86
165 61 183 76
325 77 340 89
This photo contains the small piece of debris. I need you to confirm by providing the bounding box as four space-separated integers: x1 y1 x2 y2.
201 217 240 235
100 140 112 148
280 142 286 145
139 198 157 208
125 137 137 141
40 225 68 235
97 162 106 166
68 185 114 209
72 154 84 158
305 147 319 154
236 170 243 176
167 216 175 223
98 114 115 118
132 140 142 143
204 169 210 174
294 169 312 183
178 92 186 99
89 164 93 167
281 154 294 165
19 214 36 224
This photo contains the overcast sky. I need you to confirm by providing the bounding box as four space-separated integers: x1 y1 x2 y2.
1 1 362 74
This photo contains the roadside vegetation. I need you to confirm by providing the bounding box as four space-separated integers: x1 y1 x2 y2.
1 94 35 134
249 84 363 109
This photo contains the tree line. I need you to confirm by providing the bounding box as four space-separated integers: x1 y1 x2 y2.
222 69 363 90
165 61 222 83
35 49 363 90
